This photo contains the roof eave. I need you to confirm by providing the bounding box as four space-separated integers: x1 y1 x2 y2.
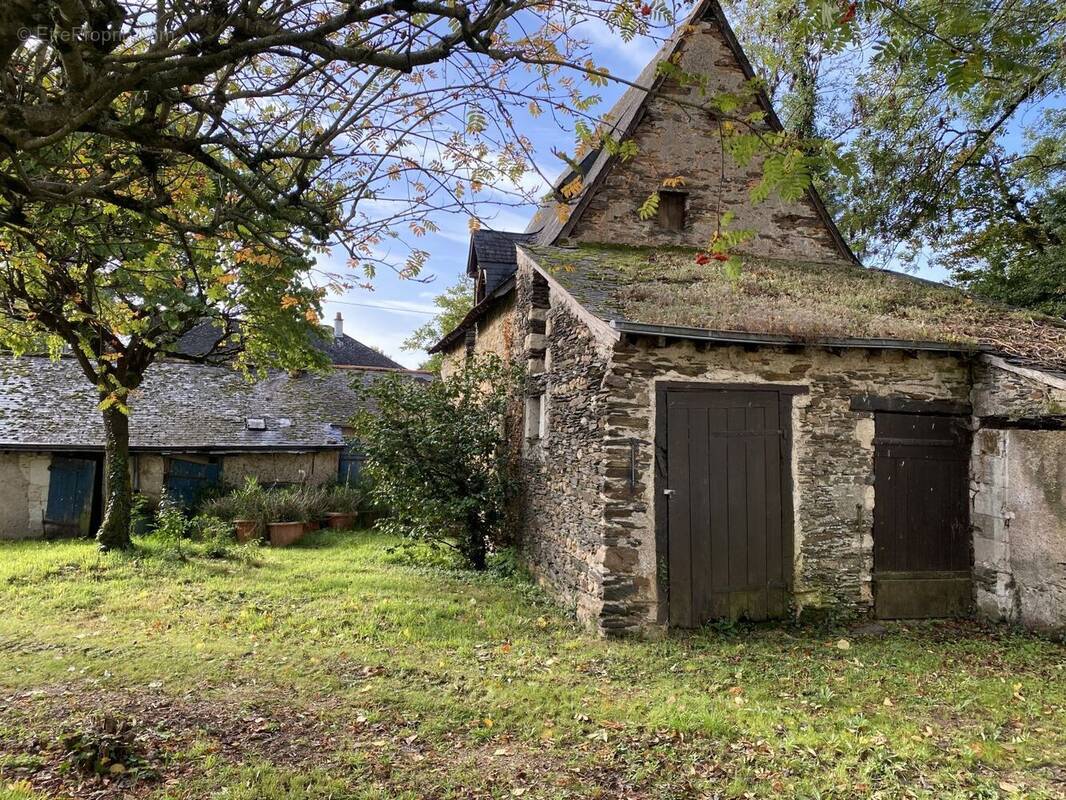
609 319 989 356
428 276 516 354
0 443 346 453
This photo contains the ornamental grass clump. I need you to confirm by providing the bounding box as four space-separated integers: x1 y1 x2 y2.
326 483 363 514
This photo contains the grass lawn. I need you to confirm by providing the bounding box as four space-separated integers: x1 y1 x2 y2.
0 531 1064 799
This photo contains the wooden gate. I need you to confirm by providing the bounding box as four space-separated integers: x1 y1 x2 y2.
164 457 222 508
658 386 795 627
44 456 97 538
872 412 972 618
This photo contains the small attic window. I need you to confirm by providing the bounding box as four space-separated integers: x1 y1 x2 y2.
657 191 686 231
245 418 266 431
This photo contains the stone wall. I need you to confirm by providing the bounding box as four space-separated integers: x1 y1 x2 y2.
971 359 1066 636
223 451 339 487
970 429 1066 636
596 340 972 633
0 452 51 539
567 19 848 264
133 451 339 499
439 294 517 379
518 274 614 622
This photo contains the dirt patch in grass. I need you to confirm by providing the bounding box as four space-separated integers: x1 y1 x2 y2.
1 682 694 799
0 683 357 798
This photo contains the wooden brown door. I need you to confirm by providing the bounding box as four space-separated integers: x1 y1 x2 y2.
661 388 793 627
872 412 972 618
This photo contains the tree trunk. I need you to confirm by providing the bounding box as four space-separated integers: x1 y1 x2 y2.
463 511 488 571
96 404 133 551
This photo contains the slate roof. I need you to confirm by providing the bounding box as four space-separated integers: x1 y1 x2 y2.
468 230 535 296
314 332 405 369
171 319 240 361
526 244 1066 373
173 320 404 369
0 357 421 451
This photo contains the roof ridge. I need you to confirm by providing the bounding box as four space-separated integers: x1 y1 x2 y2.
524 0 858 265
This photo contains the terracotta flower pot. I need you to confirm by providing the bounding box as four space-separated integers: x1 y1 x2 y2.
325 512 358 530
268 521 306 547
234 519 259 543
303 521 320 535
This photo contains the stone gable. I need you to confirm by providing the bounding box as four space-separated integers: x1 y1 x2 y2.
563 13 851 263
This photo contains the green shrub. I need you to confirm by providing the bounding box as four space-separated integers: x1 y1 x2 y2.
229 478 271 538
352 355 521 570
130 492 158 536
292 484 329 523
153 494 191 553
189 515 238 558
147 493 255 560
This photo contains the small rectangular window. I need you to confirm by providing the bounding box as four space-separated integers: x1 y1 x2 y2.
657 191 686 231
524 394 546 441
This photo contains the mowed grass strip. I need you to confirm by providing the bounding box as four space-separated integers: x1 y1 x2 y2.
1 531 1063 799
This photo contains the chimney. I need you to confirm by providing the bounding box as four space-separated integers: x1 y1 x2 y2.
333 311 343 339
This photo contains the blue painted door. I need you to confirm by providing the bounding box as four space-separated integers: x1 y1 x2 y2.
165 458 221 507
338 444 364 485
44 456 97 538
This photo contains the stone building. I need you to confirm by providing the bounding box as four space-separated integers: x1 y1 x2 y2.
431 0 1066 636
0 316 418 539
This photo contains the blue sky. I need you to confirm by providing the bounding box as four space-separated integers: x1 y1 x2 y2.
319 19 665 368
317 7 1054 368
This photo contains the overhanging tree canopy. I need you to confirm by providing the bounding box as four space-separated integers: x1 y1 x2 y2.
724 0 1066 285
0 0 684 549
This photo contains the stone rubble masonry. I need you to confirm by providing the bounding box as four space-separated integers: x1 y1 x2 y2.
971 359 1066 636
440 294 516 380
439 262 989 635
441 262 1066 637
599 340 972 634
567 20 849 265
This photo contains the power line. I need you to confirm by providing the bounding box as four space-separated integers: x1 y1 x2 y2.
328 298 436 316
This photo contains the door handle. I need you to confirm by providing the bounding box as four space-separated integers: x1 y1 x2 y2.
663 489 675 496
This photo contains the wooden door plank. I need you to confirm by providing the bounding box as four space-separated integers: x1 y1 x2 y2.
667 405 694 628
725 405 748 595
745 406 768 594
689 407 712 624
873 410 972 618
708 406 730 601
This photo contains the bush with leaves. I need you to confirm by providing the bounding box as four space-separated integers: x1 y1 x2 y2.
148 493 251 560
352 357 521 569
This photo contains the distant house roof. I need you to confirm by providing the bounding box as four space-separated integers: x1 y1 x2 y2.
173 316 404 370
0 357 424 452
525 244 1066 374
313 331 405 369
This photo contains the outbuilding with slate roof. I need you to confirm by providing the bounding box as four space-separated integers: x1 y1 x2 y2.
0 320 421 540
431 0 1066 636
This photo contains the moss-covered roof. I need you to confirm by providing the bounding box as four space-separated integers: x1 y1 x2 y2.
525 244 1066 373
